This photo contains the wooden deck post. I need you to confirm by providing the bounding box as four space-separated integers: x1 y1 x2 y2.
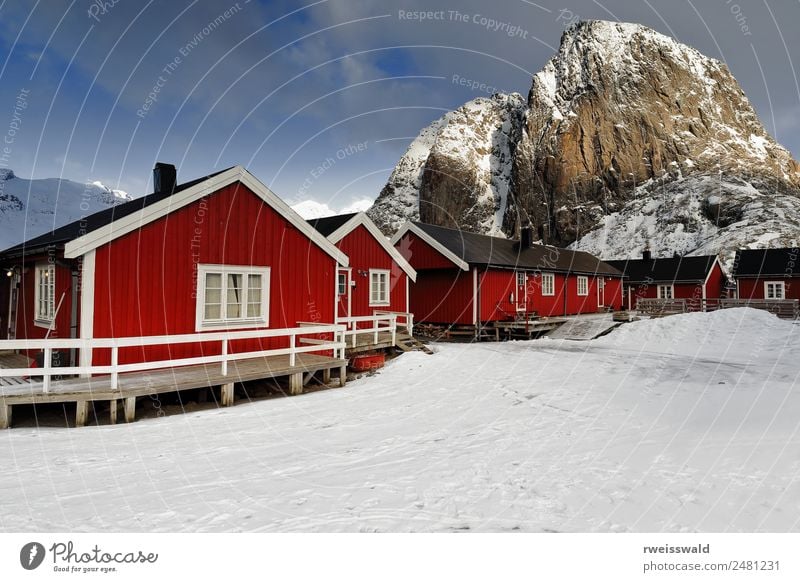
124 397 136 423
109 399 118 425
322 368 331 384
339 365 346 387
289 373 302 396
0 401 11 429
221 382 235 406
75 401 89 427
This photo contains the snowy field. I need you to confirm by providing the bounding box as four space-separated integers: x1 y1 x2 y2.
1 308 798 533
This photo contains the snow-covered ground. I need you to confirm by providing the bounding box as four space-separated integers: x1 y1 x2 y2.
1 308 798 532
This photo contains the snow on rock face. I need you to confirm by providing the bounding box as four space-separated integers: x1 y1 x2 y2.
368 93 526 236
0 169 131 251
370 19 800 258
570 173 800 271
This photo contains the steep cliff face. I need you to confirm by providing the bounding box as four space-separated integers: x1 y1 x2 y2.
368 20 800 260
369 93 526 237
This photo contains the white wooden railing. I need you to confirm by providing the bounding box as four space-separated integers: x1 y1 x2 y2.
373 310 414 334
333 313 398 348
0 324 346 394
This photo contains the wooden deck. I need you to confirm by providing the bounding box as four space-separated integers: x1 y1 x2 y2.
0 353 346 429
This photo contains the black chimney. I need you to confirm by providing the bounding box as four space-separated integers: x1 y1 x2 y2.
642 249 652 261
153 163 177 193
520 226 534 249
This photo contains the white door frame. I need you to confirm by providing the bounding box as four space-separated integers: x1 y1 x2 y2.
336 267 352 321
515 271 527 312
597 277 605 307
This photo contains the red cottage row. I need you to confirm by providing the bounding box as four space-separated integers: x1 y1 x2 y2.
0 164 350 367
391 222 624 330
733 248 800 300
606 251 725 310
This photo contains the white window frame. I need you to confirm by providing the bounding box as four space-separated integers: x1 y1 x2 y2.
195 264 270 331
577 275 589 296
34 262 56 328
657 284 674 299
541 272 555 296
369 269 391 306
764 281 785 300
337 272 348 296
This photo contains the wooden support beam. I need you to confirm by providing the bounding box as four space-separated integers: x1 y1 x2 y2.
338 365 347 387
76 400 89 427
124 396 136 423
289 373 303 396
322 368 331 384
0 402 11 429
109 399 118 425
221 382 235 406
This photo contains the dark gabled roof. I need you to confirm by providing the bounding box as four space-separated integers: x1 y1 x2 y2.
605 255 718 284
307 212 358 237
733 248 800 277
0 167 233 259
412 222 623 276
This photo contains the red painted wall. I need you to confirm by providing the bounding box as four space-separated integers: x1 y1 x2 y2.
333 224 408 317
705 262 725 300
396 232 457 270
410 268 474 326
91 181 337 365
737 277 800 300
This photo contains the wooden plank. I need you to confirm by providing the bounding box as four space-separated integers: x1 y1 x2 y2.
110 399 118 425
0 402 10 429
0 354 347 405
124 397 136 423
75 401 89 428
289 373 302 396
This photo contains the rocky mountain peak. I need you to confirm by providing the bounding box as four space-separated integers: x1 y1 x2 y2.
368 20 800 263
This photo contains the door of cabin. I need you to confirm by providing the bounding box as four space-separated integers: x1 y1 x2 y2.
515 271 527 312
336 268 351 321
597 277 605 308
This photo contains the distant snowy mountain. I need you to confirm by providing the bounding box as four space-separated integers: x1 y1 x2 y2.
368 20 800 266
0 169 131 251
292 198 373 220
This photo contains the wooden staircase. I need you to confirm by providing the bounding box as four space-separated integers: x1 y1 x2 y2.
395 332 434 354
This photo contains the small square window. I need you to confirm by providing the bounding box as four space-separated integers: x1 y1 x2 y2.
369 270 390 306
541 273 555 296
577 276 588 296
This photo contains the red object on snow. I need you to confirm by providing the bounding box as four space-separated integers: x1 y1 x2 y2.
349 353 385 372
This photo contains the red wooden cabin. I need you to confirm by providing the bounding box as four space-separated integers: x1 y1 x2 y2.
391 222 624 329
733 248 800 300
0 164 348 367
308 212 416 321
606 251 725 310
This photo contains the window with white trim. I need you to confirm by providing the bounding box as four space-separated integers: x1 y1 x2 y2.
196 264 269 330
516 272 526 287
765 281 785 300
338 272 348 295
369 269 390 306
34 262 56 323
541 273 555 296
577 275 588 296
657 284 674 299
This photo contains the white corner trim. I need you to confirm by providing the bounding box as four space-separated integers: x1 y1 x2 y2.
472 267 478 325
328 213 417 281
390 222 469 272
63 166 349 267
78 249 95 374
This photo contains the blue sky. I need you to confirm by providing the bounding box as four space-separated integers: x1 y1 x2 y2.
0 0 799 210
